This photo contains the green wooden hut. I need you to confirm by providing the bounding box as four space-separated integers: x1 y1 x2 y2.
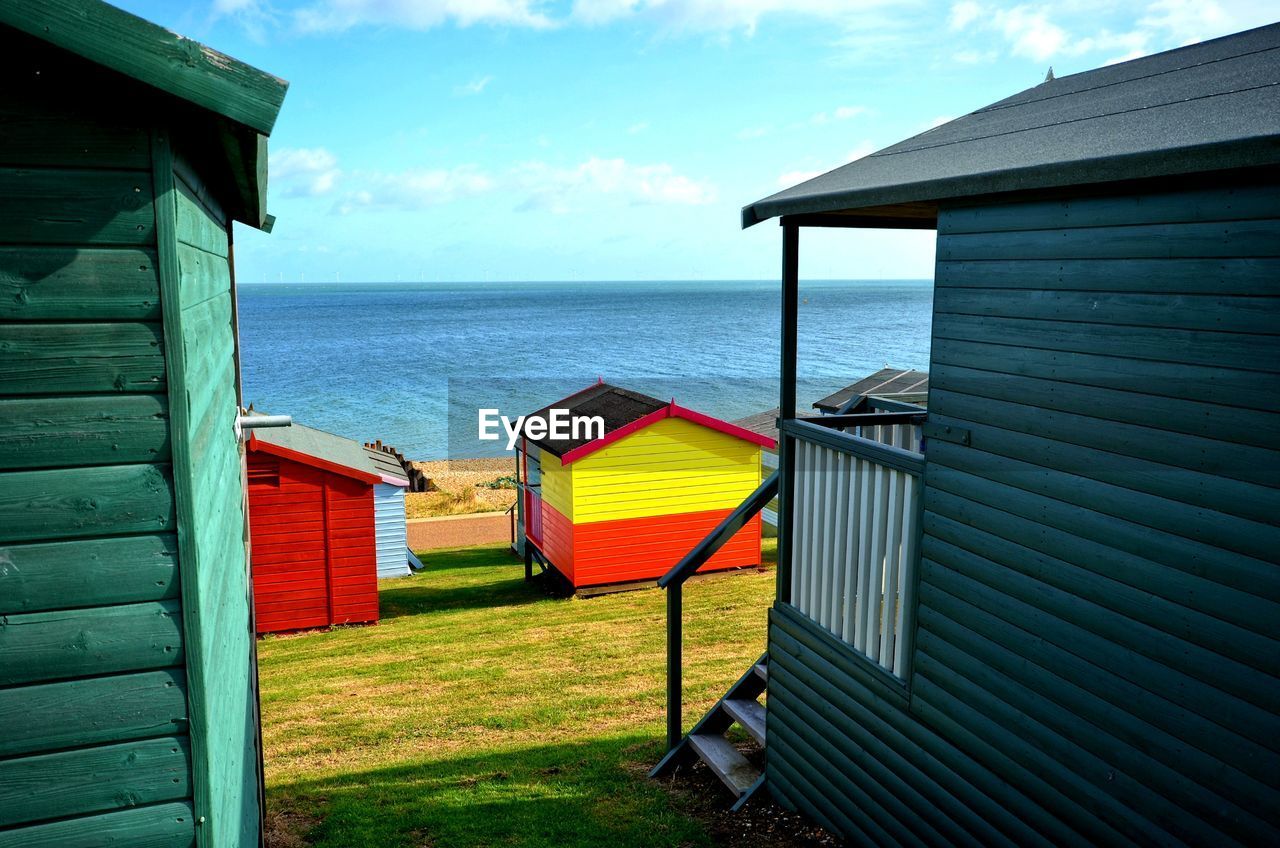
654 23 1280 845
0 3 286 846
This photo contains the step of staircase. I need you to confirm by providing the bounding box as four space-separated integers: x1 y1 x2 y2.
722 698 766 746
687 733 761 798
752 661 767 683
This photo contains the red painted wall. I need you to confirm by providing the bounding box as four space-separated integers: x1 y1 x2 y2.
247 452 379 634
539 499 576 585
541 504 761 589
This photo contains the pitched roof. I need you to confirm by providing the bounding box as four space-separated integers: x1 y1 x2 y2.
525 382 776 462
524 383 669 457
0 0 288 230
364 446 410 484
247 419 408 487
743 23 1280 228
813 368 929 413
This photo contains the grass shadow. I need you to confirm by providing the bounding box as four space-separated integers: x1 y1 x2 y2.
267 734 709 848
378 545 550 618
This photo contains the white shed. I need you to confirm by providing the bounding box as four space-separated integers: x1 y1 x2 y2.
364 446 412 578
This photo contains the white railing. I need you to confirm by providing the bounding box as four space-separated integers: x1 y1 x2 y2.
785 418 924 678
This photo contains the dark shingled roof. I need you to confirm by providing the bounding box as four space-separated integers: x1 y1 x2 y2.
743 23 1280 228
526 383 668 457
813 368 929 413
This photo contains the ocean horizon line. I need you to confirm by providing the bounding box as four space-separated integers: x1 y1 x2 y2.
237 277 935 286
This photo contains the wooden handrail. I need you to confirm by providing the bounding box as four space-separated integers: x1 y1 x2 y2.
661 471 779 750
658 471 779 589
782 418 926 476
808 411 926 430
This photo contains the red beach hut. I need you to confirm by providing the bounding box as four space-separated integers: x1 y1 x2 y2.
246 422 383 633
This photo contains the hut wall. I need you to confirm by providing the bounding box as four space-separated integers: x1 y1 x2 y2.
0 34 262 846
766 179 1280 845
0 46 196 846
565 417 764 587
161 146 261 848
535 451 576 580
373 483 409 578
570 417 759 523
248 454 379 633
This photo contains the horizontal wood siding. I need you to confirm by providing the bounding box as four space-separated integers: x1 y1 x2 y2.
538 498 576 584
0 48 196 846
163 160 259 847
248 454 379 632
768 180 1280 846
537 449 573 521
570 417 762 523
572 508 761 587
373 483 409 578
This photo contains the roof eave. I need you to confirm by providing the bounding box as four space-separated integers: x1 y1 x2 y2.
218 125 273 230
742 137 1280 229
247 435 381 485
0 0 288 136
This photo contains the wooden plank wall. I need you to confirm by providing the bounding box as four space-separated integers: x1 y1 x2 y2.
0 39 196 848
248 454 379 633
767 179 1280 846
162 153 260 847
372 484 409 579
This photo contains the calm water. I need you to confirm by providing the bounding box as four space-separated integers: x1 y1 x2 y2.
237 280 933 459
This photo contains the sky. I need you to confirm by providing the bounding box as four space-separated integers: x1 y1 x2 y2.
114 0 1276 282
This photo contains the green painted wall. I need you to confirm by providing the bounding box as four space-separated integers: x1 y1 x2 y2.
767 177 1280 845
0 30 259 848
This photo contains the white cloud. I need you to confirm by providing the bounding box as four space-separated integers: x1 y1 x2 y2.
992 6 1069 60
515 157 716 213
211 0 278 41
454 75 494 96
327 157 714 215
627 121 651 135
944 3 1158 63
271 147 342 197
949 1 982 30
570 0 904 36
736 126 772 140
294 0 555 33
337 166 495 213
1139 0 1230 45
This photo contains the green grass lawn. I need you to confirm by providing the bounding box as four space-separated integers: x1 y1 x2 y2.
258 541 778 848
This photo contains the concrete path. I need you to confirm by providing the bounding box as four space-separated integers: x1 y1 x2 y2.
407 511 511 551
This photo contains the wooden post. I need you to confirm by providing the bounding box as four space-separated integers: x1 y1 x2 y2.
666 582 683 751
778 220 799 605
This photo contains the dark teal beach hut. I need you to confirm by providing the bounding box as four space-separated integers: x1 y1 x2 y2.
655 23 1280 846
0 3 286 845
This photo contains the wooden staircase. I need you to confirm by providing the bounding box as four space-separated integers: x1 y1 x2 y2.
651 653 769 810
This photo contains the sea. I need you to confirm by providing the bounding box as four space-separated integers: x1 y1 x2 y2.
237 279 933 460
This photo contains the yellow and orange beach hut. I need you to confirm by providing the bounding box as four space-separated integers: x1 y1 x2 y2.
516 382 776 591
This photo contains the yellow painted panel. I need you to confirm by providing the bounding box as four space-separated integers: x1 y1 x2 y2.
538 450 573 521
571 417 762 523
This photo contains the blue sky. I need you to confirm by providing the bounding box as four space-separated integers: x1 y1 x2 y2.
116 0 1274 282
